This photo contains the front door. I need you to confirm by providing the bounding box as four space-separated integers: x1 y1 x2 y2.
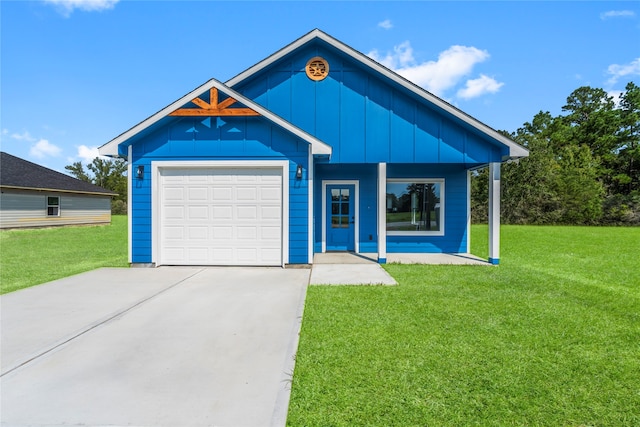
326 184 355 251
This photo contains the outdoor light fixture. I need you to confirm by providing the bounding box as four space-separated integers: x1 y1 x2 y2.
296 164 303 179
136 165 144 180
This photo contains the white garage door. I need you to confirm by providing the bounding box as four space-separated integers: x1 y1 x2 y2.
159 167 283 266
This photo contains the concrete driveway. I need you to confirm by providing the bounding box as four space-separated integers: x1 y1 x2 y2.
1 267 310 427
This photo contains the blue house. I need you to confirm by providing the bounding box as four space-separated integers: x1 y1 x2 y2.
99 30 528 267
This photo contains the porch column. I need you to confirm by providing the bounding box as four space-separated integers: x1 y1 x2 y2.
378 162 387 263
307 146 314 264
488 162 500 265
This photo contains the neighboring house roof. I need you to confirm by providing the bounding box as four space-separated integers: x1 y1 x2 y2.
99 78 332 157
0 152 117 196
227 29 528 160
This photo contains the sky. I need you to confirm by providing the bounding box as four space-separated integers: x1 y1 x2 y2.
1 0 639 174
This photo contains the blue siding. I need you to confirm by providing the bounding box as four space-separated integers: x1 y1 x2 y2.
233 43 508 166
129 114 309 264
386 164 468 253
314 164 378 254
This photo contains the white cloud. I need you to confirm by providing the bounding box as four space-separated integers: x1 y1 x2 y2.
607 90 624 107
600 10 636 20
606 57 640 85
43 0 119 17
369 42 497 98
29 139 62 159
457 74 504 99
10 131 36 142
378 19 393 30
76 145 103 163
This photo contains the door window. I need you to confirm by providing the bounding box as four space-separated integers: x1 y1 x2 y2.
331 188 350 228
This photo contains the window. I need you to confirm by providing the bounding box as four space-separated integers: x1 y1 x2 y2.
47 196 60 216
386 180 444 235
330 188 350 228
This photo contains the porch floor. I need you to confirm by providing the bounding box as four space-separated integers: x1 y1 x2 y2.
313 252 490 265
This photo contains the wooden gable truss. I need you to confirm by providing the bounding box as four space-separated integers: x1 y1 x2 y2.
169 88 260 117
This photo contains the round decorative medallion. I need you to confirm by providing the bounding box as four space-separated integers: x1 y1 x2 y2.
305 57 329 81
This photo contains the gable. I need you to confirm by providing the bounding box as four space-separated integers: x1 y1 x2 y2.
99 79 331 158
230 30 527 165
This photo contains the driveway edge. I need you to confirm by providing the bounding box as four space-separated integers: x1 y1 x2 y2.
270 277 309 426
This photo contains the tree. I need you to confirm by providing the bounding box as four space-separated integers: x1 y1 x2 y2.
64 161 91 183
615 81 640 195
65 157 127 213
561 86 620 193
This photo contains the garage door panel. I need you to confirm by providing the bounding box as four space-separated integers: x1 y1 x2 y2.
163 187 184 201
187 247 209 262
212 205 233 219
261 226 281 240
213 187 232 201
237 226 257 239
260 206 281 220
159 167 283 266
188 205 209 220
237 187 257 200
188 187 208 200
163 226 184 240
164 206 185 220
260 187 281 200
237 206 257 220
188 226 208 239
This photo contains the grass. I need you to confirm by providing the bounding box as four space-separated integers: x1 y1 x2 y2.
288 225 640 426
0 215 128 294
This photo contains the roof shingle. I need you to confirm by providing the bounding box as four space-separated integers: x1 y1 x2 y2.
0 152 117 196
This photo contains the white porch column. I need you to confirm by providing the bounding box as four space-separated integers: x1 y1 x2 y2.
378 162 387 263
488 162 501 265
467 170 471 254
307 146 314 264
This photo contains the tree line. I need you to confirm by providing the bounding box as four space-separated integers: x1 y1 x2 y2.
472 82 639 225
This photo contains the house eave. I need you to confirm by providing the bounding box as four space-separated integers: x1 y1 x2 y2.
0 185 117 197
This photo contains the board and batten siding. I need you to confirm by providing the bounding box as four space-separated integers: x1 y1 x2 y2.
0 189 112 229
235 44 507 167
128 115 310 265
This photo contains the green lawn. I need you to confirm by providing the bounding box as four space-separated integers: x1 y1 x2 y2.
0 216 128 294
288 225 640 426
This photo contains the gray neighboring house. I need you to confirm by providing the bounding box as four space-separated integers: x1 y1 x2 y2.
0 152 117 229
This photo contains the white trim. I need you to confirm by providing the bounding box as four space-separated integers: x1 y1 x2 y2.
307 146 314 264
466 170 471 254
127 145 133 264
386 178 445 237
377 163 387 262
488 162 501 263
226 29 528 160
321 180 359 253
99 79 331 157
151 160 289 267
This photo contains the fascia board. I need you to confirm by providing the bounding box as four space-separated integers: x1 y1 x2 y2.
0 185 117 197
227 29 529 160
99 76 332 157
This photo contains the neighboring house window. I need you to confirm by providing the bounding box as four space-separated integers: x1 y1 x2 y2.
386 179 444 235
47 196 60 216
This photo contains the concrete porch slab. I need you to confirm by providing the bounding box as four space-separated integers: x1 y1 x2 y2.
313 252 490 266
386 253 491 265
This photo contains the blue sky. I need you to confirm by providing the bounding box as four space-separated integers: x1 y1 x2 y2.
1 0 639 173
